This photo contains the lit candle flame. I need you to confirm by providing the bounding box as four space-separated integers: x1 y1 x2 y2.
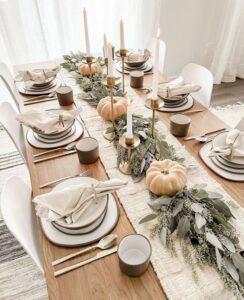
157 28 160 39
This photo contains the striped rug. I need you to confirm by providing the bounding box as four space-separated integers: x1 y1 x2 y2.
0 128 48 300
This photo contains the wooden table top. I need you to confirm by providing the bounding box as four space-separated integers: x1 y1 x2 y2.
16 61 244 300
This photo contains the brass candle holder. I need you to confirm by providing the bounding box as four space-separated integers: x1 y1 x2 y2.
145 98 164 138
116 49 128 93
103 76 116 141
118 134 140 175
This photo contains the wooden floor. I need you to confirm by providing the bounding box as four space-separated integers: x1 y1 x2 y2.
212 78 244 106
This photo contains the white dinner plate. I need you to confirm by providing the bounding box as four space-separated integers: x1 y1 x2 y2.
52 206 107 235
39 177 119 247
34 125 76 144
157 95 194 112
37 127 73 140
216 156 244 169
18 79 61 95
27 120 84 149
116 61 152 74
162 98 188 108
211 156 244 174
212 131 244 165
53 177 108 229
199 142 244 182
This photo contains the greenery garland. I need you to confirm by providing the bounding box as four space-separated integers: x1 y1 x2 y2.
140 185 244 298
61 52 125 106
106 114 184 181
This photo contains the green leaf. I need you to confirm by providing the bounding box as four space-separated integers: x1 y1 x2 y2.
212 199 235 219
239 271 244 286
105 127 115 134
140 158 146 175
160 227 167 246
139 214 157 224
194 189 208 199
148 195 172 210
138 131 147 140
172 201 183 217
207 191 223 200
206 232 224 251
169 216 177 233
224 257 239 282
221 236 235 253
215 248 222 271
195 213 206 229
177 216 190 238
232 253 244 273
191 203 204 213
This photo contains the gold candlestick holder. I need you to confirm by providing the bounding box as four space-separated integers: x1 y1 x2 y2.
116 49 128 93
145 98 164 138
118 134 140 175
104 58 108 75
81 56 96 80
103 76 116 141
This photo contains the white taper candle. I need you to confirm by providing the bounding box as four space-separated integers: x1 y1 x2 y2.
152 28 160 100
107 43 114 77
83 8 91 56
120 19 125 50
103 34 108 58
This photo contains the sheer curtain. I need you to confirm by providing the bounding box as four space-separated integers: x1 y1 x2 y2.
0 0 161 66
209 0 244 83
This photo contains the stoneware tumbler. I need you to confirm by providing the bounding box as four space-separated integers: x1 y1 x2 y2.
56 86 74 106
118 234 152 277
76 137 99 164
130 71 144 89
170 114 191 137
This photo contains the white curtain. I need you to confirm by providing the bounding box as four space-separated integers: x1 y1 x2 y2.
0 0 161 66
209 0 244 84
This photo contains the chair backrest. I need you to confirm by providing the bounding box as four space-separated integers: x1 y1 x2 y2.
0 62 20 111
148 39 167 73
1 176 44 273
181 63 213 108
0 102 27 163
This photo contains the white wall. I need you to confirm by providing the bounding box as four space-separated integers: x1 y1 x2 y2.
160 0 220 75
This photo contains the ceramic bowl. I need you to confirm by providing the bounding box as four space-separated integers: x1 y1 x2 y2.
118 234 152 277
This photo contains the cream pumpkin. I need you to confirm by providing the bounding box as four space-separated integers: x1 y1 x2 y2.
146 159 187 196
79 63 101 76
97 96 127 121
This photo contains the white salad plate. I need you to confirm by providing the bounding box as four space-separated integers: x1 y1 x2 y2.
40 177 119 247
27 120 84 149
157 95 194 112
18 79 61 95
212 131 244 165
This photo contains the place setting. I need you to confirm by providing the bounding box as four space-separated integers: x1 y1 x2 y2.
199 128 244 181
17 107 84 162
15 66 62 96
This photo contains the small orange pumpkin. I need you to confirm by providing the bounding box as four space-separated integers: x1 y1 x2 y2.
146 159 187 196
97 96 127 121
79 63 101 76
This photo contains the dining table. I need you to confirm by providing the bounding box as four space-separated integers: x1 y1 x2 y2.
14 60 244 300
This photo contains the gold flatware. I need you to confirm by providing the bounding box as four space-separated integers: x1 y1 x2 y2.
183 109 204 115
39 169 90 188
33 150 76 164
24 92 56 102
183 128 226 141
54 246 118 277
24 97 57 106
52 234 117 266
34 141 76 158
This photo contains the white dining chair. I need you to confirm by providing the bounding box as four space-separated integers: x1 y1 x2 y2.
0 102 27 164
0 62 20 111
1 176 44 273
181 63 213 108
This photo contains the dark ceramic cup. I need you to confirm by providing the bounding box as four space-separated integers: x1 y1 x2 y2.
76 137 99 164
56 86 74 106
130 71 144 88
118 234 152 277
170 114 191 137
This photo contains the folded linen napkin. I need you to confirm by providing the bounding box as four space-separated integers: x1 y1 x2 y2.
158 76 201 99
33 179 127 224
15 66 61 83
208 129 244 158
16 107 82 134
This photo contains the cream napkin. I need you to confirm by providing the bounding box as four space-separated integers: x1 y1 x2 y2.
33 179 127 224
15 66 61 83
16 108 82 134
158 76 201 99
208 129 244 157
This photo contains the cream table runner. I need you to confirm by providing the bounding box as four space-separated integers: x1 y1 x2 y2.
64 73 244 300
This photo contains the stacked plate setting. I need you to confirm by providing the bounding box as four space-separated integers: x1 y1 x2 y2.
18 71 61 95
159 93 189 108
116 56 153 74
210 131 244 175
26 109 84 149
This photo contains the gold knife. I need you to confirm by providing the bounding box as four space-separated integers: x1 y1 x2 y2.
183 128 226 141
33 150 76 164
54 246 118 277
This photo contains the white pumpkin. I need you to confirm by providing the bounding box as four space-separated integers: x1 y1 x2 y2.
146 159 187 196
97 96 127 121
